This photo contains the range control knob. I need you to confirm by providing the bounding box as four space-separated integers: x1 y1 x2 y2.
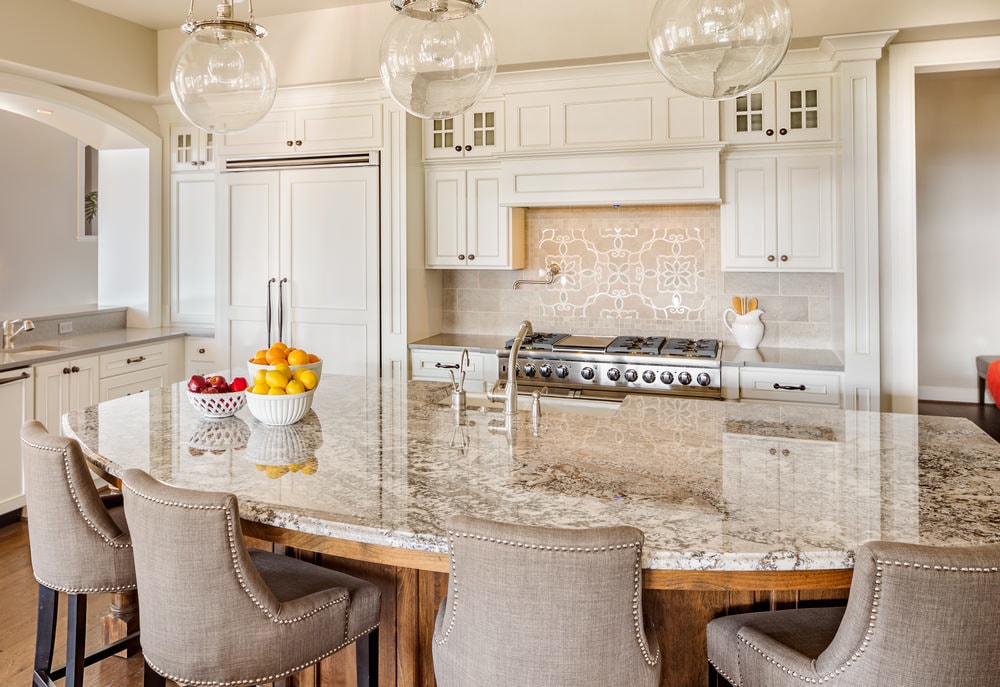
581 366 596 381
607 368 621 381
642 370 656 384
539 364 553 378
678 371 693 385
660 371 674 384
697 372 712 387
556 364 570 378
624 369 638 382
523 363 536 377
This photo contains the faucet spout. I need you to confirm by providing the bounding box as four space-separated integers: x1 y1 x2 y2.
2 318 35 351
487 320 532 415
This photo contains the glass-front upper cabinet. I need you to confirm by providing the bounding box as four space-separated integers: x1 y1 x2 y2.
724 76 832 144
423 101 504 160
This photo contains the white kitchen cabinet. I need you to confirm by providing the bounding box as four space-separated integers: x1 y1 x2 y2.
739 367 843 406
218 165 381 376
0 367 33 515
185 336 219 378
34 356 100 436
98 343 170 401
219 103 383 157
170 124 216 172
170 172 215 325
722 152 835 271
723 76 832 144
423 101 504 160
505 81 718 153
409 348 498 391
425 166 525 269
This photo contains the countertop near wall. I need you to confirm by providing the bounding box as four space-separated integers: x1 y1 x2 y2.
0 327 188 373
409 333 844 372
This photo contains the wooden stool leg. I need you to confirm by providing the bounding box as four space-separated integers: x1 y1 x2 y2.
33 585 59 680
102 589 141 657
143 660 167 687
65 594 87 687
356 628 379 687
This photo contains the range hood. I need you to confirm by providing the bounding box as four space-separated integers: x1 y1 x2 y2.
498 146 722 207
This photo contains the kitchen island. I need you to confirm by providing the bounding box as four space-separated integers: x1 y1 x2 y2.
63 376 1000 687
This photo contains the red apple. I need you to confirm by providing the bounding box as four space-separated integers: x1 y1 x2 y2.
188 375 207 393
201 386 220 394
206 375 226 387
230 377 248 392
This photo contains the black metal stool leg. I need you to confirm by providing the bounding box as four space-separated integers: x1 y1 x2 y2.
356 627 379 687
65 594 87 687
32 585 59 687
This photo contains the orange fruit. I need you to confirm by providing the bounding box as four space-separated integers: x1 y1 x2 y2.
307 353 320 363
287 349 309 366
254 349 267 360
265 346 286 365
272 341 289 351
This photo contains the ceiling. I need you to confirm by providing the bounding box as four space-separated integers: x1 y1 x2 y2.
70 0 384 31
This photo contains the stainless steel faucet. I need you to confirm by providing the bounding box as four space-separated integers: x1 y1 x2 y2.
2 319 35 351
487 319 532 415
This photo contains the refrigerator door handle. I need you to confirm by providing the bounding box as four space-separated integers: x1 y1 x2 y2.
266 277 276 347
278 277 288 344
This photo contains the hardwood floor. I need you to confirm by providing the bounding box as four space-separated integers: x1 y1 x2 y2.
917 400 1000 442
0 519 162 687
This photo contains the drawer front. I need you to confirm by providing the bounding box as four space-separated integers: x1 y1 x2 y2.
99 366 168 401
740 368 842 406
410 349 488 383
185 337 217 362
100 343 169 378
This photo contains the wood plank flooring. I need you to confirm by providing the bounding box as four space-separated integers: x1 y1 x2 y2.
0 518 164 687
918 400 1000 442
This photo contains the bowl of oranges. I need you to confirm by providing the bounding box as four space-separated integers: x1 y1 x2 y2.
247 342 323 380
244 343 322 426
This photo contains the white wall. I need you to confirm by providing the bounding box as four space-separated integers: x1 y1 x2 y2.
915 70 1000 402
0 110 98 322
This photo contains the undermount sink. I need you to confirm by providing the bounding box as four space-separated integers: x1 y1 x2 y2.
5 344 68 357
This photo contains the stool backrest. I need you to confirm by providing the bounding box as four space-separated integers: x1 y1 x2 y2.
813 540 1000 684
432 514 661 687
120 468 283 680
20 420 134 593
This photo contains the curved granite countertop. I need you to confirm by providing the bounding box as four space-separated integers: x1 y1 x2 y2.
63 376 1000 572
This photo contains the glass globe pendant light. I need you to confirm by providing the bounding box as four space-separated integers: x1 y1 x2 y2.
647 0 792 100
171 0 277 134
379 0 497 119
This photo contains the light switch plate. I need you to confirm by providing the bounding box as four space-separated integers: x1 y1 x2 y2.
59 321 73 334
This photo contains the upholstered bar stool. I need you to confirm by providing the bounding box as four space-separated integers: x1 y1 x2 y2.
432 514 662 687
20 420 140 687
120 467 380 687
707 540 1000 686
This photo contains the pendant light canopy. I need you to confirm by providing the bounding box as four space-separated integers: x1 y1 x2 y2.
379 0 497 120
647 0 792 100
171 0 277 134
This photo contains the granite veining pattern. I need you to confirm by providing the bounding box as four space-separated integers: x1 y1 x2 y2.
63 376 1000 572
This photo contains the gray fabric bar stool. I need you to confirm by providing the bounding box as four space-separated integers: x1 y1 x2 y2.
120 467 380 687
20 420 140 687
432 514 662 687
707 540 1000 686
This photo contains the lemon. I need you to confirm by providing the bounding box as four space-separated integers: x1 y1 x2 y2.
253 369 268 387
267 386 286 395
265 369 290 389
293 369 319 390
251 383 269 395
286 379 306 395
273 362 292 378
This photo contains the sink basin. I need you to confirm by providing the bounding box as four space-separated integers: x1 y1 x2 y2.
4 344 68 357
440 391 621 417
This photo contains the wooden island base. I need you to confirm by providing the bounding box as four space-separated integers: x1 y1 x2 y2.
239 521 853 687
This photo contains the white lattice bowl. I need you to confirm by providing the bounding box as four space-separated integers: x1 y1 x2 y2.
245 388 315 426
186 390 246 419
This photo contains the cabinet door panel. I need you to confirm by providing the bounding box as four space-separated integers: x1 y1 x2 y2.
173 175 216 323
219 172 280 320
0 372 32 513
425 169 466 267
722 159 776 269
777 155 833 270
219 111 296 155
467 172 503 266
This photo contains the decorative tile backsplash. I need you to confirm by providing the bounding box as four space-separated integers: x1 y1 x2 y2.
441 205 837 349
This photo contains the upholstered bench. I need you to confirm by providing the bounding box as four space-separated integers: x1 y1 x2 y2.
976 355 999 404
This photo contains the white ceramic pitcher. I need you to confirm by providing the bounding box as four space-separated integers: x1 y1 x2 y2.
724 308 765 349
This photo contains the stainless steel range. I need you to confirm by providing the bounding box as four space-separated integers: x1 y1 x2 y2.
498 332 723 401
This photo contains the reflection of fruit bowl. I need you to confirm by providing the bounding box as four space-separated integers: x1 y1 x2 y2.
187 390 246 418
187 416 252 455
246 411 323 477
245 388 315 426
247 359 323 380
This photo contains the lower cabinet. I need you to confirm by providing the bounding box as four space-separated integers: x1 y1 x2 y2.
34 356 100 436
98 343 170 401
0 368 33 516
185 336 219 378
739 367 843 406
409 348 499 392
